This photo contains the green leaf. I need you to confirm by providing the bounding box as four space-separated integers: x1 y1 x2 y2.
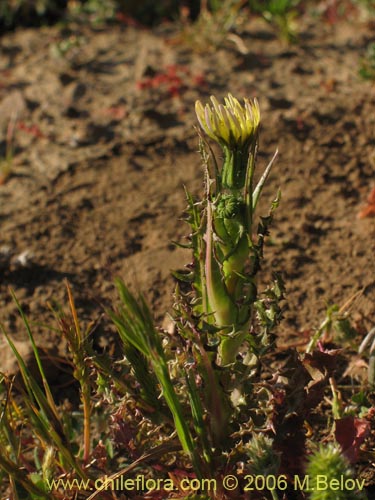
112 279 203 477
252 150 278 212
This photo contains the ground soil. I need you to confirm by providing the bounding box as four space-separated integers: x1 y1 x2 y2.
0 10 374 381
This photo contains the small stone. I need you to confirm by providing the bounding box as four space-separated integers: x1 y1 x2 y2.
13 249 34 268
0 337 59 384
1 338 34 375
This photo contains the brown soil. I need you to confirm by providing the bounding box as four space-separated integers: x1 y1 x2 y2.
0 13 374 370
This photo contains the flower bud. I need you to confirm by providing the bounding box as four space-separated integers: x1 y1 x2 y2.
195 94 260 189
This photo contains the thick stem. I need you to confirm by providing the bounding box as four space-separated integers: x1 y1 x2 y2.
205 199 237 326
222 146 249 190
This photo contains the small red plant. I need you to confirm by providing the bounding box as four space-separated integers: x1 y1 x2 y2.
357 186 375 219
17 121 45 139
136 65 206 98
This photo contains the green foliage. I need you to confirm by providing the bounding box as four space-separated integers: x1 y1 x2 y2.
245 435 280 476
179 0 246 52
248 0 300 42
306 303 357 353
0 293 90 498
306 444 365 500
68 0 117 25
109 279 202 474
356 0 375 13
249 0 300 16
0 285 184 498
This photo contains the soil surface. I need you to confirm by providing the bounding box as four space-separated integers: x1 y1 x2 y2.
0 11 374 372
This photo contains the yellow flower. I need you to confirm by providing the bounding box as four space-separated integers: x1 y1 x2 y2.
195 93 260 148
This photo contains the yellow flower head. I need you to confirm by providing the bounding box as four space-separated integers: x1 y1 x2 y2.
195 94 260 148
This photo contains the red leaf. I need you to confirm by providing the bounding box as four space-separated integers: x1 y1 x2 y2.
17 121 45 138
358 186 375 219
335 416 370 463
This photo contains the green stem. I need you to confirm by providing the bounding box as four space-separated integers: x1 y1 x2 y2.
252 148 278 213
244 142 256 238
205 200 236 326
66 283 91 463
306 316 330 353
